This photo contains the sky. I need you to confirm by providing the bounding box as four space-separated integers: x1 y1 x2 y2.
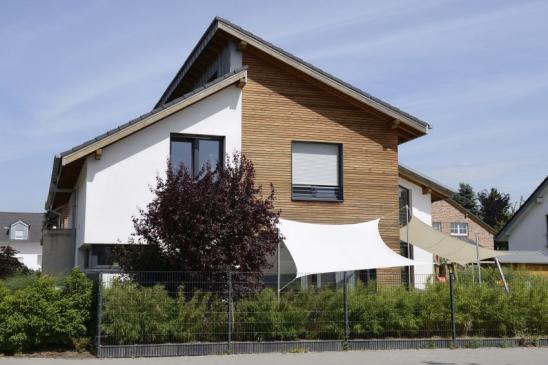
1 0 547 212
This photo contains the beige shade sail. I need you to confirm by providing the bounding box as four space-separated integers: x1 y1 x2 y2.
400 216 508 266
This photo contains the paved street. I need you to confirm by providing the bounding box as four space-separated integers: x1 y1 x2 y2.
1 348 547 365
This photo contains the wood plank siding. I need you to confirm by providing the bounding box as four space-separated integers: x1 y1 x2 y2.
241 47 401 253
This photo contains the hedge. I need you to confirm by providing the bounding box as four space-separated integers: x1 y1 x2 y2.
0 269 94 353
100 270 548 344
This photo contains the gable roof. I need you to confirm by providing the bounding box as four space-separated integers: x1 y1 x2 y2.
398 165 453 202
0 212 44 244
45 67 247 210
442 198 497 235
496 176 548 241
156 17 429 137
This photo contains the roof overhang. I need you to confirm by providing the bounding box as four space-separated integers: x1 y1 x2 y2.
398 165 453 202
45 68 248 211
496 176 548 241
156 17 430 142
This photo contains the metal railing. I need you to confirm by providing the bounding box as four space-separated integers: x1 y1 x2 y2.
95 268 547 356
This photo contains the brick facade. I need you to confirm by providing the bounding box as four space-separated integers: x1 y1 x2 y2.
432 200 495 249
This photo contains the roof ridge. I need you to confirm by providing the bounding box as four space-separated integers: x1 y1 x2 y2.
156 17 430 130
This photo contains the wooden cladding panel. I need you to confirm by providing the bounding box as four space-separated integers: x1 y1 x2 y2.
242 48 400 251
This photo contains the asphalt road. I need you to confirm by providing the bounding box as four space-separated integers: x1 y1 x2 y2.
1 348 547 365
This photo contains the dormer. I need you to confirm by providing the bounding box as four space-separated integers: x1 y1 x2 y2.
10 220 29 240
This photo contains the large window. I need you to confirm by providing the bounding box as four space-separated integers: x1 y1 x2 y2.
170 135 224 176
399 186 411 225
450 222 468 236
87 245 118 269
291 141 342 201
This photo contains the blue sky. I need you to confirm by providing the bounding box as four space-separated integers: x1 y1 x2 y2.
1 0 547 212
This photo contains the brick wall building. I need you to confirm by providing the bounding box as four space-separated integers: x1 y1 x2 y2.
431 199 496 249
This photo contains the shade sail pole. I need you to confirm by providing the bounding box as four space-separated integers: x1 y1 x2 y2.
277 240 281 304
406 205 412 287
475 234 482 284
495 257 509 293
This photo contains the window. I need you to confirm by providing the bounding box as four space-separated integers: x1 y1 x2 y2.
450 222 468 236
291 141 342 201
432 222 442 231
399 186 411 225
88 245 118 269
10 221 28 240
170 135 224 176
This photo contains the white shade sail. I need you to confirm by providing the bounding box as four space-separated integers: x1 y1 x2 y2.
279 218 426 278
400 216 508 266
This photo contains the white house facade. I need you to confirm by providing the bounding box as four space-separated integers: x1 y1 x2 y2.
496 177 548 251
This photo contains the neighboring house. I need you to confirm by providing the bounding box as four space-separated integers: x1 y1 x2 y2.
398 165 452 287
43 17 437 281
0 212 43 270
495 176 548 276
432 199 496 249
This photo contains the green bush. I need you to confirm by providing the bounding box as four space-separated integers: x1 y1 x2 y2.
0 269 93 353
100 269 548 345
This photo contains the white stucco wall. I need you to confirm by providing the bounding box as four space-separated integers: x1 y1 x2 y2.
399 177 434 288
81 86 242 246
507 186 548 251
11 242 42 271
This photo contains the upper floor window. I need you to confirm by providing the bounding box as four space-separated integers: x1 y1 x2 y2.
432 222 442 232
450 222 468 236
170 135 224 176
399 186 411 225
291 141 343 201
9 221 28 240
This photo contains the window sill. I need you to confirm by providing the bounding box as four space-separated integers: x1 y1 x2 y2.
291 196 344 203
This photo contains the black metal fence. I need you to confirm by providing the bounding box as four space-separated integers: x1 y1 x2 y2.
95 269 548 357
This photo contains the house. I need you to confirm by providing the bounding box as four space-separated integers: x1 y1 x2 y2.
495 176 548 276
0 212 43 271
43 17 441 282
432 199 496 249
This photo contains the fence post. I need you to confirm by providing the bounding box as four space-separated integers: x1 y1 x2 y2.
95 272 103 356
343 271 349 346
449 272 457 345
227 271 233 353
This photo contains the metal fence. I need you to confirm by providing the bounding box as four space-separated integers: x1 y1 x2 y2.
95 268 548 357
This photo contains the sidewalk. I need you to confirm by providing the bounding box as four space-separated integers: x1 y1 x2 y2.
0 347 546 365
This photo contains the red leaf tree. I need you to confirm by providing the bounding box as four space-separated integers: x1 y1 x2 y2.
114 153 282 294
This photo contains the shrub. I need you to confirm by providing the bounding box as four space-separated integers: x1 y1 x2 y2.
99 269 548 344
173 288 227 342
0 269 93 353
101 280 174 345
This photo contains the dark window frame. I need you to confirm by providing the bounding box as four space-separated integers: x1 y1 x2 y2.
290 140 344 202
170 134 225 176
87 244 118 269
399 185 412 226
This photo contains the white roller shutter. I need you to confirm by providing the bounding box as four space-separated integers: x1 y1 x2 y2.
292 142 339 186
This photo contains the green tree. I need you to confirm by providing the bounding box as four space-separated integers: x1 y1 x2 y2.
452 183 479 215
0 246 26 279
477 188 512 230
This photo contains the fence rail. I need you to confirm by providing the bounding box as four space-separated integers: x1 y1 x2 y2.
95 268 548 357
